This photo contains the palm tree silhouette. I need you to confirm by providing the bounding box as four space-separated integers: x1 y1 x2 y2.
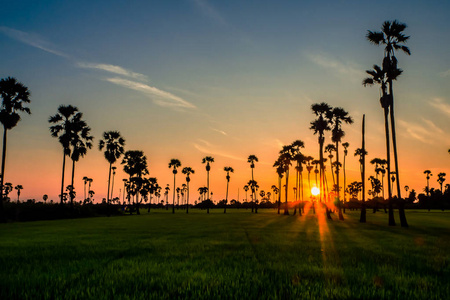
182 167 194 213
303 156 314 192
68 116 93 209
291 140 305 215
223 166 234 213
202 156 214 213
82 176 89 202
243 184 249 203
99 131 125 207
342 142 349 210
329 107 353 220
437 173 446 193
367 20 410 227
247 155 258 212
278 145 293 215
49 105 80 204
14 185 23 202
247 179 259 213
0 77 31 219
111 167 117 200
122 150 148 214
168 159 181 214
363 66 396 226
274 163 284 214
310 102 332 205
423 170 432 196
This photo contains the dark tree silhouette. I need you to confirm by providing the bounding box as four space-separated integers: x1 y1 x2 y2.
278 145 294 215
168 159 181 214
223 166 234 213
0 77 31 220
291 140 305 215
182 167 195 213
14 184 23 202
247 155 258 213
49 105 81 205
122 150 148 214
329 107 353 220
99 131 125 209
342 142 349 210
424 170 432 196
437 173 446 193
202 156 214 214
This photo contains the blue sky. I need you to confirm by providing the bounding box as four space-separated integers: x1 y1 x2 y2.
1 0 450 202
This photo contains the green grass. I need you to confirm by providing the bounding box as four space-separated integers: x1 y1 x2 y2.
1 208 449 299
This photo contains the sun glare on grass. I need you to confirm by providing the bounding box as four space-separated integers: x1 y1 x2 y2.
311 187 320 196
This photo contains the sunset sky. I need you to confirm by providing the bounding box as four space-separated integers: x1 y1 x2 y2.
1 1 450 203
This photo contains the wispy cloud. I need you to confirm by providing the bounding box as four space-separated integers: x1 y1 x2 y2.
106 77 196 109
398 118 447 144
439 69 450 77
211 128 227 136
307 52 363 80
78 62 148 81
430 98 450 116
0 26 69 58
193 139 244 161
191 0 227 26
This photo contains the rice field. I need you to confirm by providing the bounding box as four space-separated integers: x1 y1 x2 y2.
1 207 449 299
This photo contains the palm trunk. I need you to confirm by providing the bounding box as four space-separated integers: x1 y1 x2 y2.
107 163 112 216
336 142 344 220
360 114 366 223
0 128 7 221
186 181 190 214
207 170 210 214
277 176 281 214
70 159 76 211
284 170 289 215
384 107 395 226
172 174 176 214
389 82 408 227
60 149 66 204
225 179 229 213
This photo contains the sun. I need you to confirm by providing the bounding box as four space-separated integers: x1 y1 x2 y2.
311 187 320 196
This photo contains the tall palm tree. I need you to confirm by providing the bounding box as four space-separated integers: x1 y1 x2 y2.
278 146 293 215
87 178 93 202
111 166 117 200
424 170 432 196
291 140 305 215
342 142 349 209
363 66 396 226
247 155 258 212
437 173 446 193
0 77 31 219
310 102 332 205
247 179 259 213
122 150 149 214
168 159 181 214
329 107 353 220
99 131 125 206
49 105 80 204
69 118 93 208
303 156 314 192
367 20 410 227
243 185 249 203
202 156 214 213
223 166 234 213
182 167 194 213
82 176 89 202
14 185 23 202
324 144 336 186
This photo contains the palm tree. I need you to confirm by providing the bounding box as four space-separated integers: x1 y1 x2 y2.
367 20 410 199
247 155 258 212
367 20 410 227
168 159 181 214
310 102 332 205
99 131 126 207
111 167 117 200
14 185 23 202
363 66 396 226
0 77 31 219
291 140 305 215
49 105 80 204
182 167 195 214
324 144 336 186
69 119 93 208
147 177 158 212
303 156 314 192
247 179 259 213
202 156 214 213
329 107 353 220
122 150 149 214
437 173 446 193
243 185 249 203
87 178 93 202
223 166 234 213
278 146 293 215
82 176 89 202
43 194 48 203
342 142 349 210
424 170 432 196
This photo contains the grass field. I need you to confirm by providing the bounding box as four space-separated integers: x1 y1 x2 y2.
1 207 449 299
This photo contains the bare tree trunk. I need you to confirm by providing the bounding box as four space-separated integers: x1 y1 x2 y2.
60 150 66 204
360 115 366 223
384 107 395 226
284 170 289 215
336 141 344 220
0 128 7 222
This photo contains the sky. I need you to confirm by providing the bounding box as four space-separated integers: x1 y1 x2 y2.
1 0 450 203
